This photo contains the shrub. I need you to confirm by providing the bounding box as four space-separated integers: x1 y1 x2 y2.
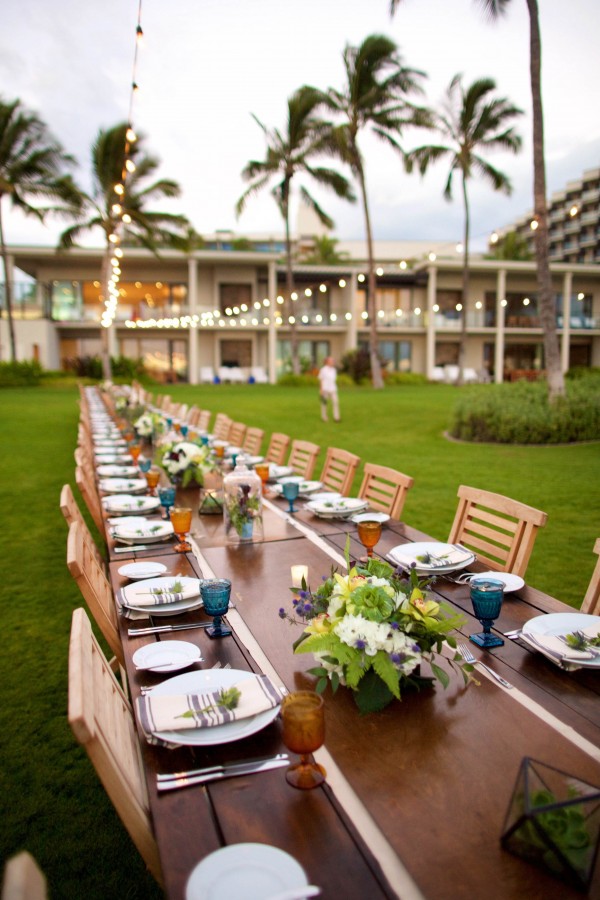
64 355 145 379
277 372 319 387
384 371 429 386
0 360 43 386
566 366 600 380
450 377 600 444
340 348 372 383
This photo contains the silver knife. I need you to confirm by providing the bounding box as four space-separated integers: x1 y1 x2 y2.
156 755 289 791
114 544 153 553
128 622 212 636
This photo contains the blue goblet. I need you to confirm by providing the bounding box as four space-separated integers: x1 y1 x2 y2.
158 485 176 520
200 435 209 446
201 579 232 639
282 481 300 514
180 424 189 438
139 457 152 474
469 578 505 648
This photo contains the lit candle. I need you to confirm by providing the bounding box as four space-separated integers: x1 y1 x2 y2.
291 565 308 588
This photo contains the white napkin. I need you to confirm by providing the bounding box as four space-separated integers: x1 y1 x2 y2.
113 522 173 540
135 675 283 737
526 633 594 660
391 545 471 567
120 581 199 607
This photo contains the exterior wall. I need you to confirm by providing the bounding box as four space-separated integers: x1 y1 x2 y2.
1 318 61 368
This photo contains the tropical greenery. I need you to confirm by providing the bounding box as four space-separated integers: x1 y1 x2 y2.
318 34 426 389
405 74 522 384
0 97 81 361
58 122 189 380
486 229 532 261
236 86 355 373
299 234 350 264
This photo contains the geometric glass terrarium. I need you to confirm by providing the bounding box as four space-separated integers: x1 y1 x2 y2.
501 757 600 891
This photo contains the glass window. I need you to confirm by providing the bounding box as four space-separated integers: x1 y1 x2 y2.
379 340 412 371
51 281 83 321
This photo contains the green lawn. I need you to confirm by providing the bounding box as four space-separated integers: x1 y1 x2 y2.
0 380 598 897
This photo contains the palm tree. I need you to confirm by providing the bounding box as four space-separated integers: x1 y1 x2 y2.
236 86 355 374
0 97 81 361
405 75 522 383
319 34 426 388
59 122 189 379
300 234 349 265
391 0 564 399
487 230 532 261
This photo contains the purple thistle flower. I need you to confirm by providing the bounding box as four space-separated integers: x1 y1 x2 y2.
278 608 286 619
321 575 327 581
390 622 400 630
298 590 308 599
411 642 420 653
303 602 313 613
390 652 407 665
355 639 366 651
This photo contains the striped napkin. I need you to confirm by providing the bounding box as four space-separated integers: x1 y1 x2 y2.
389 544 472 568
120 581 199 607
135 675 283 738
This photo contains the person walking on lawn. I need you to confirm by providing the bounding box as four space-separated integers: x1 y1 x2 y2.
318 356 340 423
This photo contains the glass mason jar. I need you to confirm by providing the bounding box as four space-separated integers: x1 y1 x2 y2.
222 456 263 543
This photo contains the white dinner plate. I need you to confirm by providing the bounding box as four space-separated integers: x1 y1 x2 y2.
462 570 525 592
244 455 264 467
94 439 127 447
96 464 139 477
148 669 281 745
307 491 341 504
99 477 147 494
522 613 600 669
273 479 323 498
387 542 475 574
185 843 308 900
351 511 390 525
268 464 293 480
102 494 161 514
95 454 132 464
118 561 168 579
133 641 201 673
120 575 202 616
112 521 174 543
306 497 368 519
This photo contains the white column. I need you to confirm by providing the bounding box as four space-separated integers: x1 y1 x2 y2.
425 265 437 378
187 257 198 384
267 260 277 384
494 268 506 383
561 271 572 374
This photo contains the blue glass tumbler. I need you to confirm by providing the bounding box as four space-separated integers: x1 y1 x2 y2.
180 424 189 438
201 579 232 639
469 577 505 648
158 485 176 520
139 457 152 474
282 481 300 514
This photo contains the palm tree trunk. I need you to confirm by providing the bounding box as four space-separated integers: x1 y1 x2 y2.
357 160 383 389
283 187 300 376
100 248 112 381
526 0 564 399
458 171 470 387
0 198 17 361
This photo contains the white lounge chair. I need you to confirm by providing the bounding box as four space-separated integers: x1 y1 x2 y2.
250 366 269 383
200 367 215 384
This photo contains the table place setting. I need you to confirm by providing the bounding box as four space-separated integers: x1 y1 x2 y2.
102 493 162 515
135 670 285 747
305 496 369 520
98 476 147 494
132 640 203 673
117 561 167 580
387 541 475 574
119 575 203 616
272 479 323 498
519 613 600 670
111 519 174 545
96 463 139 477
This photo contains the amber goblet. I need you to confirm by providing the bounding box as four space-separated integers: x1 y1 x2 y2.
129 442 142 463
281 691 326 790
144 466 161 496
356 519 382 560
169 506 193 553
255 464 270 490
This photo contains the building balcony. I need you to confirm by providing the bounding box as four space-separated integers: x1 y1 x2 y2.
580 210 599 226
582 187 600 203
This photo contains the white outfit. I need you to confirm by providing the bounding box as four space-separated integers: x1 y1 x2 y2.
318 364 340 422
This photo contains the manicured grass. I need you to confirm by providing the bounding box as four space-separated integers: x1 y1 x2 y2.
1 381 598 896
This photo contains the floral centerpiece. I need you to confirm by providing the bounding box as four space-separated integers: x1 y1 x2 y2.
159 440 214 487
134 411 166 441
280 544 472 714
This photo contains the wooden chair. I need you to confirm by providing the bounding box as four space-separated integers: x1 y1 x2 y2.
358 463 414 520
185 405 200 426
581 538 600 614
228 421 247 446
68 608 163 885
1 851 47 900
447 485 548 578
60 484 104 565
197 409 211 431
319 447 361 497
66 521 124 669
265 432 290 466
213 413 232 441
288 440 321 479
75 466 105 534
243 427 264 456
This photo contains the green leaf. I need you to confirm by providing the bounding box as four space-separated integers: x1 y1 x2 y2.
372 651 401 699
353 669 395 715
430 662 450 690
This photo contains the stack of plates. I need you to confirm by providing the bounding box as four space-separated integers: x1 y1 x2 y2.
387 542 475 574
102 494 161 514
521 613 600 670
120 576 202 617
112 520 173 544
306 497 369 519
99 477 147 494
268 464 293 481
96 464 139 477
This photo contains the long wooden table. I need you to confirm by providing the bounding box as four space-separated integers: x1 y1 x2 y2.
99 453 600 899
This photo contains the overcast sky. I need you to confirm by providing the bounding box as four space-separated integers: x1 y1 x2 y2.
2 0 599 254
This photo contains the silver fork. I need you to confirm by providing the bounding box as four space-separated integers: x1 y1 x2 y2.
458 643 514 689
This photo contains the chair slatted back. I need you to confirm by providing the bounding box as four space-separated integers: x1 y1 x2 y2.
1 852 47 900
228 422 247 446
60 484 104 565
448 485 548 578
213 414 232 441
265 432 290 466
358 463 414 519
68 608 162 885
288 440 321 479
581 538 600 614
319 447 361 497
67 521 123 667
197 409 211 431
75 466 105 534
186 406 200 426
243 427 264 456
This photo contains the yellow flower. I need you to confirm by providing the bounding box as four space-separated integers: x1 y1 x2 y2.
304 613 331 635
409 589 440 619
